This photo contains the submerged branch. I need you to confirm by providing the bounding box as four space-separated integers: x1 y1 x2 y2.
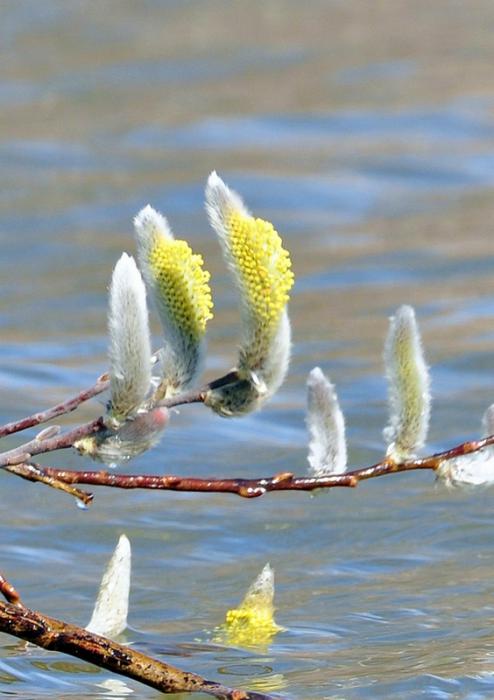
0 600 274 700
31 433 494 498
0 574 22 607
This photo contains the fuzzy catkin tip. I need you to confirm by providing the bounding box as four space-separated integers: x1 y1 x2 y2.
306 367 347 476
482 404 494 436
86 534 131 638
108 253 152 423
383 305 431 461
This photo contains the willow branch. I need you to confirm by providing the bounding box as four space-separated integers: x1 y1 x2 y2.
0 600 273 700
0 370 242 469
4 463 93 506
0 417 105 468
30 433 494 498
159 371 241 409
0 370 229 443
0 376 110 439
0 574 22 607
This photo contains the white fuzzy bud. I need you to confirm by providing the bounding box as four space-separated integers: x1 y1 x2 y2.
86 534 131 638
75 407 169 466
436 404 494 488
436 449 494 488
383 305 431 461
306 367 347 477
108 253 152 423
482 404 494 436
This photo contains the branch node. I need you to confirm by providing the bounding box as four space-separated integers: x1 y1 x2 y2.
238 485 266 498
271 471 294 485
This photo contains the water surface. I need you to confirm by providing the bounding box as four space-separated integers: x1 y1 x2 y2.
3 2 494 698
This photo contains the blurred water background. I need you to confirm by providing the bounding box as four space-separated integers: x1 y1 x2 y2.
3 1 494 698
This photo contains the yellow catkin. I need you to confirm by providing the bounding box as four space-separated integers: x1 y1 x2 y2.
223 605 281 647
214 564 283 648
227 212 294 331
148 237 213 339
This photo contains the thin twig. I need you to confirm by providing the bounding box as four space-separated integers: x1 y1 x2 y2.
0 376 109 439
0 600 274 700
161 387 206 409
0 369 233 441
5 463 93 506
33 434 494 498
0 372 237 469
0 417 105 468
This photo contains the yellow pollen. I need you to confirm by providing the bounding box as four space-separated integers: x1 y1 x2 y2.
219 601 281 648
148 236 213 338
227 212 294 330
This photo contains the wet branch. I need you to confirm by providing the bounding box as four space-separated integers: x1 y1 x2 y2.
0 574 22 607
0 599 274 700
27 433 494 499
4 463 93 506
1 364 493 501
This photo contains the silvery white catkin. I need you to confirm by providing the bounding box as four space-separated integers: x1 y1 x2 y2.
436 404 494 487
220 562 284 643
75 254 169 465
108 253 152 424
436 450 494 488
86 534 131 638
482 403 494 436
85 406 169 465
306 367 347 477
383 305 431 461
242 563 276 610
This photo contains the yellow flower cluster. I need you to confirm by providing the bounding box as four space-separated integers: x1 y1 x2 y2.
223 603 282 648
148 237 213 340
213 563 283 648
227 211 294 330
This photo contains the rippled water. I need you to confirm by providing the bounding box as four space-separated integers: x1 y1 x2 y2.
3 2 494 698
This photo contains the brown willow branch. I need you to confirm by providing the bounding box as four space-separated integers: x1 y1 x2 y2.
0 600 274 700
0 371 240 467
34 433 494 498
4 463 93 506
0 375 110 439
0 417 105 468
159 371 241 408
0 367 239 441
0 574 22 606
